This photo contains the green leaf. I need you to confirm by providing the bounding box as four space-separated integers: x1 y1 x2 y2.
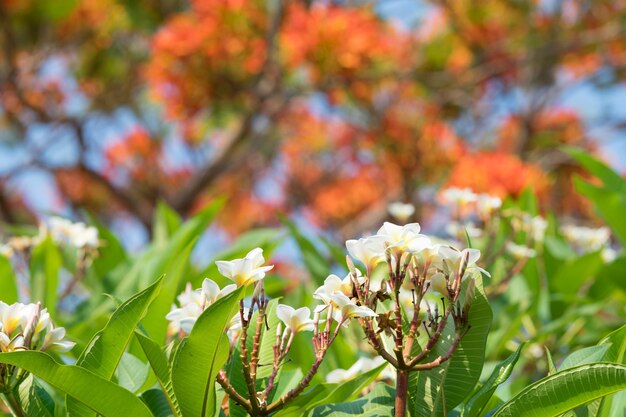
115 353 149 393
152 202 183 248
67 277 163 416
29 236 61 318
545 347 558 376
114 201 222 297
550 251 603 296
227 299 281 417
282 217 329 284
141 389 175 417
270 367 304 402
492 363 626 417
17 374 55 417
564 147 626 193
142 242 194 346
0 256 18 304
135 332 181 417
0 351 152 417
588 324 626 416
309 383 396 417
276 362 388 416
560 346 610 371
409 272 493 417
462 344 524 417
598 324 626 364
172 287 244 417
86 214 128 278
574 177 626 246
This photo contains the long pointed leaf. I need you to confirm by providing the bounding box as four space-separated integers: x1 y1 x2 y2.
0 351 152 417
67 277 163 416
0 256 18 304
462 344 524 417
493 363 626 417
409 272 493 417
172 287 244 417
136 332 181 417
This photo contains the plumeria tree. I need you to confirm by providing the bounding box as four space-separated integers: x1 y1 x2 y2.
1 0 625 239
0 152 624 416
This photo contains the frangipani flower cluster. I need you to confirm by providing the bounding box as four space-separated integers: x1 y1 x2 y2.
0 301 74 393
387 202 415 223
440 187 502 219
0 217 101 260
346 222 488 293
215 248 274 287
167 248 273 337
47 217 100 249
165 227 487 417
166 279 237 335
506 242 537 260
0 301 74 354
560 225 610 254
439 187 503 242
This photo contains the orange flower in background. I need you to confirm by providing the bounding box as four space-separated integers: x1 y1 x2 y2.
278 107 398 229
192 174 279 236
305 166 395 229
498 109 590 153
54 168 120 212
446 151 548 198
373 99 466 183
146 0 267 120
280 2 409 102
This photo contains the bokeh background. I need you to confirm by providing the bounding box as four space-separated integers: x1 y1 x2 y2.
1 0 626 248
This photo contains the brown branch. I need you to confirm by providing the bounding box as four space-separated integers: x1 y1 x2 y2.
171 1 286 214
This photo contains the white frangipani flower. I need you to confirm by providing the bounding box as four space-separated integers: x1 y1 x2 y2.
601 247 618 263
437 246 489 277
429 272 449 295
329 293 377 322
326 356 388 383
506 242 536 260
0 333 25 353
346 236 387 270
561 225 610 253
215 248 274 287
0 302 31 336
47 217 100 249
376 222 429 253
0 301 74 353
387 202 415 222
41 326 74 352
440 187 478 206
445 222 482 240
521 214 548 242
313 271 363 305
476 194 502 218
0 244 14 259
202 278 237 305
276 304 314 334
166 279 237 335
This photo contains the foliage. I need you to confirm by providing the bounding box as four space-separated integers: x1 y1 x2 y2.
1 0 624 236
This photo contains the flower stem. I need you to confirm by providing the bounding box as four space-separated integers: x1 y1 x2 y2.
395 369 409 417
2 391 26 417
